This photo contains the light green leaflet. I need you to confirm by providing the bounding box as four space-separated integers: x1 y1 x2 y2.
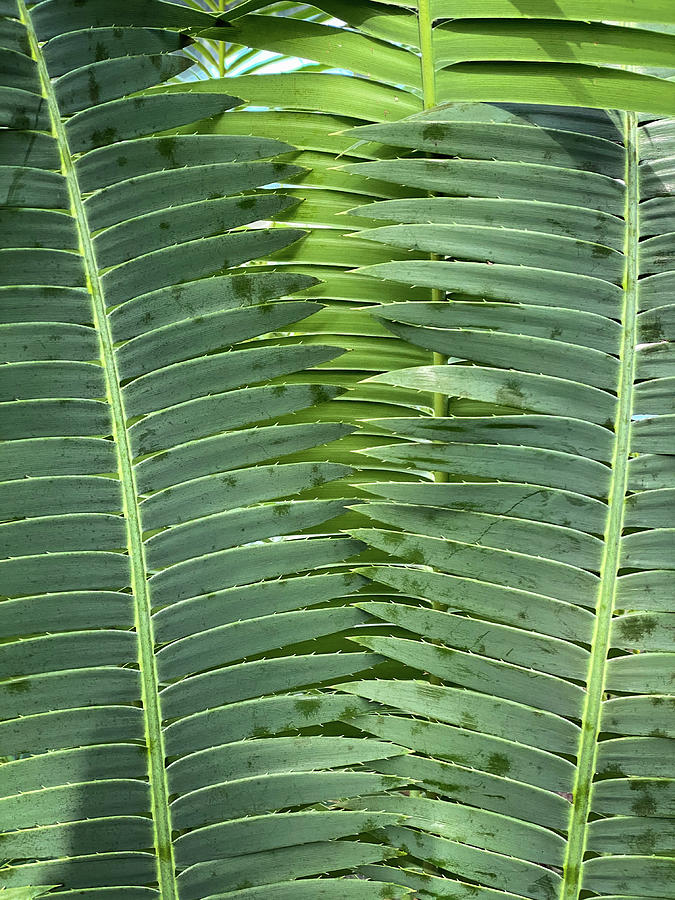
0 1 410 896
163 0 675 505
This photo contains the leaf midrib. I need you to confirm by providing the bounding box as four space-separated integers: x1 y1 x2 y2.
417 0 449 485
561 111 640 899
19 4 177 895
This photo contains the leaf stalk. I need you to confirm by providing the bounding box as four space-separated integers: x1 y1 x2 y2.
560 109 640 900
418 0 448 482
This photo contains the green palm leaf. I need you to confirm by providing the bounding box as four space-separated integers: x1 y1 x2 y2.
155 85 430 516
4 0 675 897
339 102 675 899
202 0 675 109
0 2 412 895
177 0 336 80
160 0 675 513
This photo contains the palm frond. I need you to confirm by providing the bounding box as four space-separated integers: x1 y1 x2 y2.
339 103 675 899
0 2 410 895
3 1 675 897
176 0 336 80
162 0 675 512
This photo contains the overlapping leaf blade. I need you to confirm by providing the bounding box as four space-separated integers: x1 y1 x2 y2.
159 0 675 525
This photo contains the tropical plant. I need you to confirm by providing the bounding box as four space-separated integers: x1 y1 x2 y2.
195 4 675 894
0 2 412 897
2 0 675 899
172 0 675 495
335 103 675 899
176 0 335 81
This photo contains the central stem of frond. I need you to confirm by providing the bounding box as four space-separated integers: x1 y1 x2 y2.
561 109 640 900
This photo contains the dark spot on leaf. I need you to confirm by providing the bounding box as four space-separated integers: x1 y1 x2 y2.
422 123 445 143
157 137 177 162
485 753 511 776
496 377 525 407
617 614 657 643
91 127 118 148
295 696 321 717
12 111 30 130
88 70 100 106
630 783 657 816
641 317 665 342
631 828 657 854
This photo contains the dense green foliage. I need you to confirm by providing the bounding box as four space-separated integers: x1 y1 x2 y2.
1 0 674 898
